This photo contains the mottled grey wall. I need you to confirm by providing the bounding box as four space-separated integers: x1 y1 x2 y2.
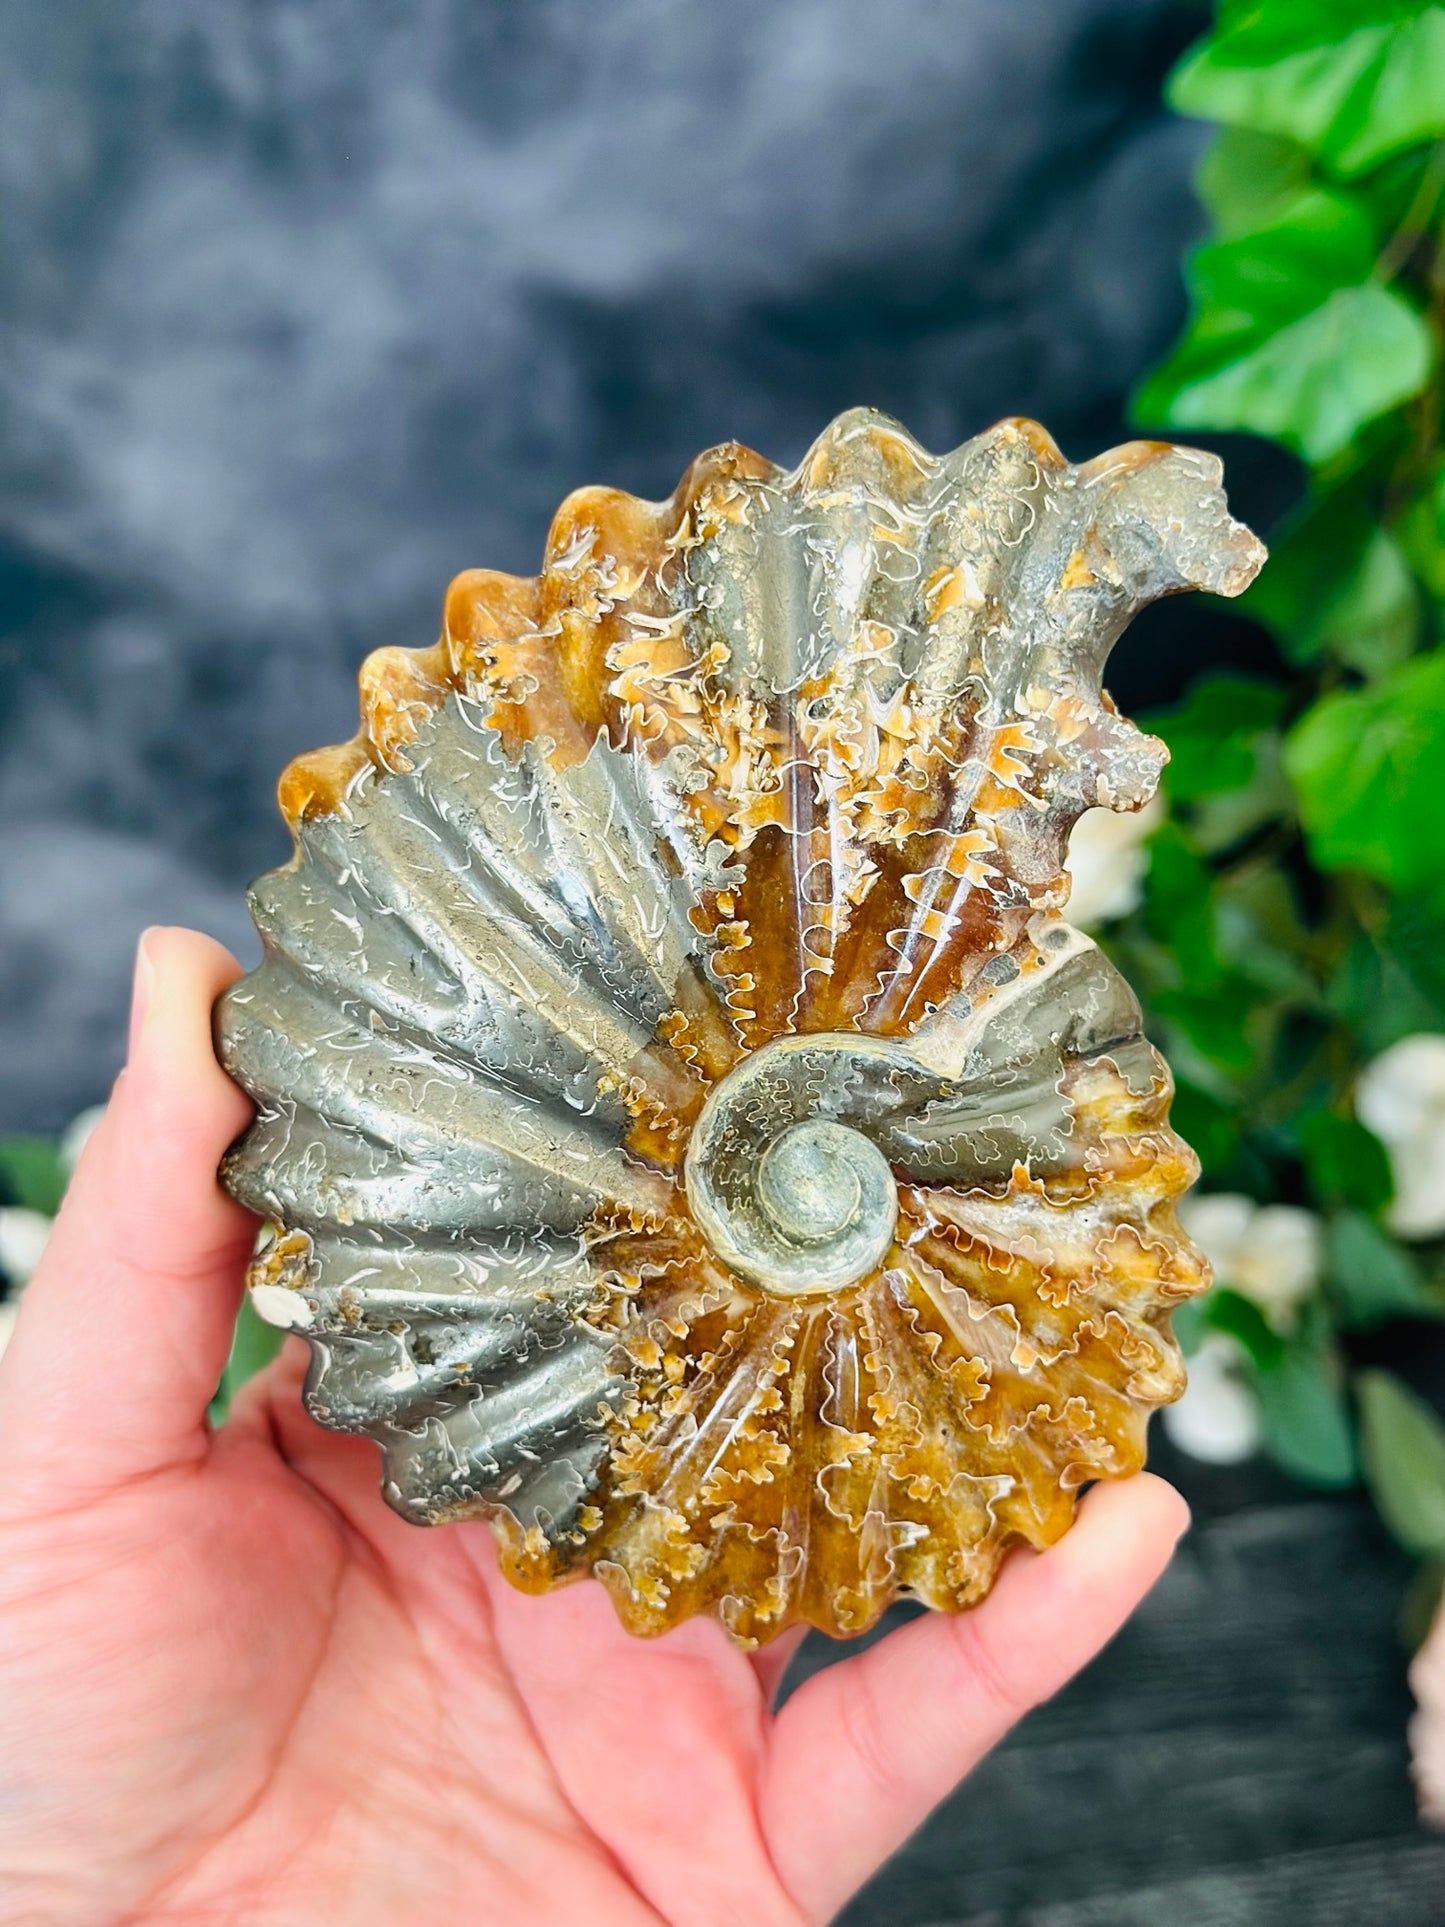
0 0 1215 1131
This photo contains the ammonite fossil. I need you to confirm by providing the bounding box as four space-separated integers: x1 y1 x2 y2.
216 408 1264 1644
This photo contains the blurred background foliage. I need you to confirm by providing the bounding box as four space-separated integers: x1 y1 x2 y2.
1115 0 1445 1613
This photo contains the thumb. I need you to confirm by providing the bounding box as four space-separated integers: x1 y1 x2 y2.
760 1475 1189 1923
0 928 256 1507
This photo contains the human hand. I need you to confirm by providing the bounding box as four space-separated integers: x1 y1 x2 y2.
0 927 1188 1926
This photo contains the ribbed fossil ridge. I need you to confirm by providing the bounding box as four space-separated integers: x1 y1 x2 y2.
217 407 1264 1644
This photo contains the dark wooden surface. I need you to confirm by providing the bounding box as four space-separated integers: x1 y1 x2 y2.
783 1471 1445 1927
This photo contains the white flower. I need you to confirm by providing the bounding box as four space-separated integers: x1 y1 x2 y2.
0 1208 52 1287
1410 1591 1445 1829
1356 1034 1445 1240
0 1298 16 1366
1162 1333 1261 1463
1178 1192 1322 1330
1063 794 1164 929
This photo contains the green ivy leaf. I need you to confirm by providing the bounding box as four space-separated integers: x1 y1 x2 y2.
1170 1293 1213 1356
1156 987 1267 1082
1143 823 1219 973
1146 676 1293 854
1246 487 1367 656
1142 834 1277 1085
1195 747 1294 856
1297 1110 1394 1211
1327 1208 1436 1325
1173 1089 1277 1195
1358 1368 1445 1559
1173 5 1380 155
1330 924 1445 1053
1136 191 1432 461
1255 1340 1358 1487
1214 864 1313 999
1170 1078 1239 1171
1206 1286 1287 1369
1186 186 1380 333
0 1137 67 1217
1196 126 1314 239
1315 528 1419 676
1384 893 1445 1022
1144 285 1430 463
1284 649 1445 893
1148 674 1286 799
1173 3 1445 179
1398 459 1445 598
1248 481 1419 674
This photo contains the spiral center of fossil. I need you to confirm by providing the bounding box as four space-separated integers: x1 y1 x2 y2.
757 1120 865 1243
683 1040 901 1298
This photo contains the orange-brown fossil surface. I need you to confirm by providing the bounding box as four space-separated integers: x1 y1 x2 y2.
217 408 1264 1644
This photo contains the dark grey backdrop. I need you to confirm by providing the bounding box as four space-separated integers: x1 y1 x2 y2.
1 0 1231 1136
8 7 1440 1924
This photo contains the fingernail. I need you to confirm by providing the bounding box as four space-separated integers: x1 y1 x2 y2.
129 928 158 1059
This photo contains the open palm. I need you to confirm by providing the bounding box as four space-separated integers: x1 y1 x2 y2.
0 930 1186 1926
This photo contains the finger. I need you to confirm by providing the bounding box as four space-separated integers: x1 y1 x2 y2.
473 1536 795 1927
217 1339 410 1545
751 1626 808 1706
0 928 256 1502
760 1475 1189 1923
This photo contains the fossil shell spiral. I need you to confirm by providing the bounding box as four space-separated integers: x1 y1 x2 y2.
216 408 1264 1645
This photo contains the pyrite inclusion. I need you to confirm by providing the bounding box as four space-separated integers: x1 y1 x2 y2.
216 409 1264 1644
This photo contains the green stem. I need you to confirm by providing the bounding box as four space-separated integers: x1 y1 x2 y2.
1375 142 1445 285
